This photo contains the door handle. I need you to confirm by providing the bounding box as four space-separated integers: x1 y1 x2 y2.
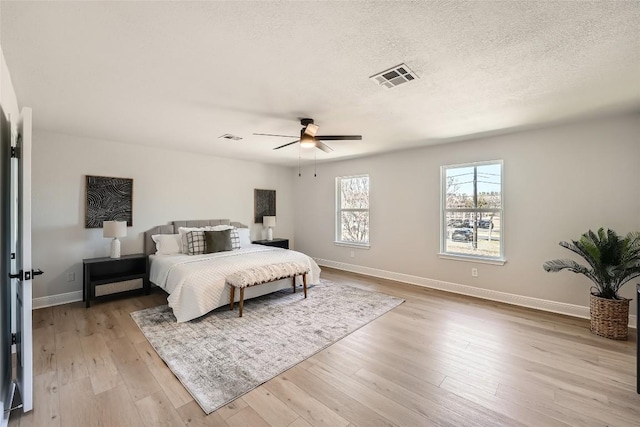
8 269 43 281
9 270 23 280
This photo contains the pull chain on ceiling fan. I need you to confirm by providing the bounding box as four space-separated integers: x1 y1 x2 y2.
253 118 362 153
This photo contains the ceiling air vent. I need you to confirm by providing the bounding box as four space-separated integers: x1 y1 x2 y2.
219 134 243 141
369 63 418 88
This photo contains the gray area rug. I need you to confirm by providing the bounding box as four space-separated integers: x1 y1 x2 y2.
130 280 404 414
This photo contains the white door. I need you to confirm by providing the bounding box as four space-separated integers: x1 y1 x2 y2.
0 108 15 427
13 108 33 412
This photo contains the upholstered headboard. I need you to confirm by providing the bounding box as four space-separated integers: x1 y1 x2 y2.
144 219 248 256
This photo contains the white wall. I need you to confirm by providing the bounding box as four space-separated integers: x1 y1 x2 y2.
0 45 19 124
294 113 640 317
32 130 295 300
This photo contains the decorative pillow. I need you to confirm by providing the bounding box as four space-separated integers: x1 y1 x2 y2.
186 230 207 255
206 225 240 250
151 234 182 255
229 228 241 250
178 226 215 253
237 227 251 248
204 230 232 253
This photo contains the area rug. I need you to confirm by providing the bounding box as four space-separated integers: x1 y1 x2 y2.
130 280 404 414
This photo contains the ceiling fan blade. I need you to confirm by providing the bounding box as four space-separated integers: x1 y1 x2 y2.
304 123 319 137
315 135 362 141
316 140 334 153
273 140 300 150
253 133 298 138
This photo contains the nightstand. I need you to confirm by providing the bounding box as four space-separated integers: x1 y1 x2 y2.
83 253 148 307
252 238 289 249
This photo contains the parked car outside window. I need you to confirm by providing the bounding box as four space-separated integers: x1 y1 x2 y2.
451 228 474 242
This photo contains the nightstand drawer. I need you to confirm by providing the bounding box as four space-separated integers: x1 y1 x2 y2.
252 238 289 249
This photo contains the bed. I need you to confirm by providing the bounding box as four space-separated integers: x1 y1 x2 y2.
144 219 321 322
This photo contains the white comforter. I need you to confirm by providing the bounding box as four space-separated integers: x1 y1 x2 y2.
149 245 321 322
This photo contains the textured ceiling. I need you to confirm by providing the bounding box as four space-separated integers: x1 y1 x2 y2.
1 1 639 166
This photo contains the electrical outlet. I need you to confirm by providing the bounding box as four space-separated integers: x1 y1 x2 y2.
350 251 355 258
67 272 75 282
471 268 478 277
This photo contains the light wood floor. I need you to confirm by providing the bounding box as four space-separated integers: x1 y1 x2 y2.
9 268 640 427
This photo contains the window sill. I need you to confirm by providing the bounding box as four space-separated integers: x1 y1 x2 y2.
438 253 506 265
334 242 371 250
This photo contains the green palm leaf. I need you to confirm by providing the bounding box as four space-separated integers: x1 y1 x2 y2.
543 228 640 299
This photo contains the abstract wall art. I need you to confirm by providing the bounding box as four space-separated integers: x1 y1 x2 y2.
254 189 276 223
85 175 133 228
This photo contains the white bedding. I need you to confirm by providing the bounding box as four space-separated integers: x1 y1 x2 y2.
149 244 321 322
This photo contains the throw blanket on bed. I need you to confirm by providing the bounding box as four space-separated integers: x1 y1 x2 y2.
149 246 320 322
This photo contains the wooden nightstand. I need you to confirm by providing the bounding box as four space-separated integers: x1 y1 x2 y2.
83 253 148 307
252 238 289 249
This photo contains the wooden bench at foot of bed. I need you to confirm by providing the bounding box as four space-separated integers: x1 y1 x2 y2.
226 262 310 317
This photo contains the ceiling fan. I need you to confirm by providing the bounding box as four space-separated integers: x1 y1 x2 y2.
253 118 362 152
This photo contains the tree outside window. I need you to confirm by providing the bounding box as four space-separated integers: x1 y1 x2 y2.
336 175 369 246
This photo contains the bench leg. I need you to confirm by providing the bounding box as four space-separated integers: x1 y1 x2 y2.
303 273 307 298
229 286 235 310
292 276 296 293
239 288 244 317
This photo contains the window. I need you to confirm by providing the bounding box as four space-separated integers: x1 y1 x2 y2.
336 175 370 246
441 161 503 262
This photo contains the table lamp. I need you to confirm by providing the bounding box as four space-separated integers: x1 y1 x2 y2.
103 220 127 258
263 216 276 241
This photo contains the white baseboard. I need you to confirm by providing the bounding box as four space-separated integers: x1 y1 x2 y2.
30 263 638 330
32 290 83 309
31 282 156 310
315 258 638 329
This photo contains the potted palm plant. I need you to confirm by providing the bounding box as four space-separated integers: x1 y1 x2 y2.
543 228 640 340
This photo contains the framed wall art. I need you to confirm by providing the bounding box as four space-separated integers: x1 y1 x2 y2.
85 175 133 228
254 189 276 223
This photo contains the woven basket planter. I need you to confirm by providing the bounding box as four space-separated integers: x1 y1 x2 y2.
589 293 630 340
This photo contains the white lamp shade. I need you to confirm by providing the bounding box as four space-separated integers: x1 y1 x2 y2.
300 134 316 148
103 221 127 238
263 216 276 228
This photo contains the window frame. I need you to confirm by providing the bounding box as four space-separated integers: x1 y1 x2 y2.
335 174 370 248
439 160 505 264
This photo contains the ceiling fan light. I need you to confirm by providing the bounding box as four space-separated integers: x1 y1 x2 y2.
300 135 316 148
